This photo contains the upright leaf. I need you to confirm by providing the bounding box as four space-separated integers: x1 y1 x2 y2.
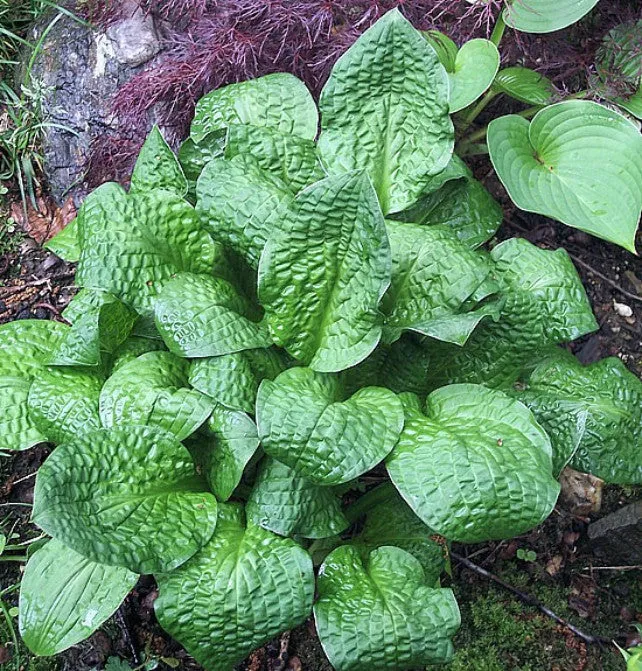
492 67 555 105
256 367 404 485
100 351 212 441
19 539 138 656
503 0 600 34
258 171 390 372
33 425 218 573
314 545 460 671
130 126 187 196
386 386 560 542
318 9 453 214
154 503 314 671
488 101 642 252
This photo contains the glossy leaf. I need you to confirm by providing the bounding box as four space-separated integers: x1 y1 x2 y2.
0 377 45 452
492 67 555 105
178 131 225 182
0 320 67 379
516 349 642 483
318 9 453 214
100 351 212 441
191 73 318 143
488 101 642 252
386 387 560 542
154 503 314 671
258 171 390 372
154 273 271 358
44 217 80 262
189 405 260 501
256 367 404 485
314 545 460 670
130 125 187 196
32 425 218 574
247 458 349 539
108 336 166 374
19 539 138 656
28 367 103 444
188 348 289 413
196 155 293 268
503 0 600 34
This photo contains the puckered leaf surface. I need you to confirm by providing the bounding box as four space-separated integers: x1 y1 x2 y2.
154 503 314 671
488 101 642 252
256 367 404 485
100 351 212 441
0 377 46 452
130 125 187 196
19 539 138 656
516 349 642 483
247 457 348 539
33 425 218 574
386 387 560 542
258 171 390 372
318 9 453 214
314 545 460 671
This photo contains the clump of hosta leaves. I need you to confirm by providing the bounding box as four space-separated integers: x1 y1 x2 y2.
4 9 642 671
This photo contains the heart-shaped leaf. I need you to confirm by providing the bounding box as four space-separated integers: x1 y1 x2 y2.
314 545 460 671
28 367 103 444
100 351 212 441
516 348 642 484
33 425 218 574
154 503 314 671
318 9 453 214
386 388 560 542
19 539 138 656
154 272 272 358
258 171 390 372
191 73 318 144
503 0 600 34
247 457 349 539
256 367 404 485
492 67 555 105
130 125 187 196
488 100 642 252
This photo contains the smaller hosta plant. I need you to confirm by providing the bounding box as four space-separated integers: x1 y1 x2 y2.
3 8 642 671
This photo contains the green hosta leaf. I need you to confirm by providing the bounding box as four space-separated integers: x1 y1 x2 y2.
0 377 45 452
391 175 503 249
100 351 212 441
154 503 314 671
196 155 293 268
0 320 68 379
516 349 642 483
314 545 460 671
178 132 226 184
108 336 166 374
386 386 560 542
28 367 103 444
418 154 472 195
76 182 219 317
44 217 79 262
33 425 218 574
154 273 271 358
617 90 642 119
130 126 187 196
503 0 600 33
488 101 642 252
345 483 446 586
424 32 499 113
225 124 325 193
50 290 137 367
318 9 453 214
256 367 404 485
382 222 497 345
258 171 390 371
247 458 348 539
189 405 260 501
19 539 138 656
188 348 289 413
492 67 555 105
191 73 318 143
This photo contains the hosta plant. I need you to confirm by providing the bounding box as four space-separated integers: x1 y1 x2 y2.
4 8 642 671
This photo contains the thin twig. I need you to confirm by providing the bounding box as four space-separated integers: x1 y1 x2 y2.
10 471 37 486
115 603 140 666
568 254 642 304
583 565 642 572
451 552 612 646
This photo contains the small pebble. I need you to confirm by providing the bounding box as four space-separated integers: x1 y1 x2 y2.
613 301 633 318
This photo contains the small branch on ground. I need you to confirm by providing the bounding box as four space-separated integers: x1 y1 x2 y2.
115 602 141 666
451 551 613 646
568 254 642 304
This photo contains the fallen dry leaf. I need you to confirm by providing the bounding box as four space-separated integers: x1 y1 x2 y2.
559 468 603 516
546 554 564 576
10 195 76 245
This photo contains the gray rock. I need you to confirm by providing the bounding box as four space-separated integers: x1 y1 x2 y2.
20 1 166 204
587 501 642 565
